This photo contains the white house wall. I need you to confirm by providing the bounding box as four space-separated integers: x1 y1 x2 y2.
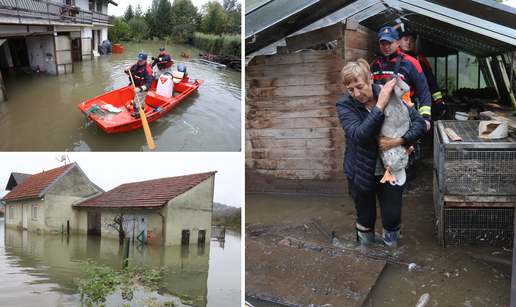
163 176 215 246
4 199 45 231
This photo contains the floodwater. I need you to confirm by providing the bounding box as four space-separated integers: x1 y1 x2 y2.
0 220 241 307
0 41 241 151
245 147 512 306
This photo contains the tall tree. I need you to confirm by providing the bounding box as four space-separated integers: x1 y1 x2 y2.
170 0 200 26
123 4 134 23
170 0 200 42
152 0 172 38
225 1 241 34
200 1 228 35
134 2 144 19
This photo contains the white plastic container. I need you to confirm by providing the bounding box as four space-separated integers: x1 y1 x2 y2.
156 74 174 98
455 111 469 120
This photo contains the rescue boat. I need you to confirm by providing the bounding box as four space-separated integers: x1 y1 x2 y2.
78 70 203 134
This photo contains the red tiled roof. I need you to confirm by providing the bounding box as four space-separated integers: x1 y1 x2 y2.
2 164 74 201
74 171 217 208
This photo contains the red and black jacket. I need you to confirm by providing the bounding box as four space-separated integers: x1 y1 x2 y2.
129 62 152 91
370 47 432 121
151 53 173 70
405 50 447 119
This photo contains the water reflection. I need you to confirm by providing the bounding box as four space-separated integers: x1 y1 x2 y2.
0 41 241 151
0 219 241 306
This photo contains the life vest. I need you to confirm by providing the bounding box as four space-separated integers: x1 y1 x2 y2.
130 62 152 89
156 53 173 70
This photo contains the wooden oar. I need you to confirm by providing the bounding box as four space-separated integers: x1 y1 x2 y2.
128 70 156 150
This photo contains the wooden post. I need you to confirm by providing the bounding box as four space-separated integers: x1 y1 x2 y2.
67 220 70 234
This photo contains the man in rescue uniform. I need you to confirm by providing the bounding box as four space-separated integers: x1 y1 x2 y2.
124 52 152 119
397 26 449 120
370 26 433 192
151 47 174 80
370 26 432 132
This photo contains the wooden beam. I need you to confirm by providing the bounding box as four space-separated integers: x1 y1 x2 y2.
286 22 344 53
245 147 345 160
245 60 346 77
246 138 344 150
276 45 288 54
246 107 338 120
245 127 345 140
245 169 346 180
245 158 343 171
246 95 342 110
246 116 341 130
246 72 341 88
246 83 346 99
248 49 341 67
245 176 348 195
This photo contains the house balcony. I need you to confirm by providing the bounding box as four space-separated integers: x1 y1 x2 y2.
0 0 114 26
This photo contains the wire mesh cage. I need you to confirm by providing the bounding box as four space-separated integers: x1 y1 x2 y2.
435 121 516 197
444 208 514 246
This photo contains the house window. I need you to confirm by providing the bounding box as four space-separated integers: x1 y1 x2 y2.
32 206 38 221
9 207 14 219
89 0 93 10
63 0 74 5
96 0 101 12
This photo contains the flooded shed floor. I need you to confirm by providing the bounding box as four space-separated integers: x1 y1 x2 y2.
245 135 512 307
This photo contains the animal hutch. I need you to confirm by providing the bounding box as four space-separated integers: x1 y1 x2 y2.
434 120 516 246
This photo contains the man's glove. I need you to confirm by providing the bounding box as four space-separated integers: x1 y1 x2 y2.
124 69 129 75
151 57 156 61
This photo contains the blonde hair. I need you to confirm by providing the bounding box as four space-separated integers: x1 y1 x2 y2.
341 59 371 86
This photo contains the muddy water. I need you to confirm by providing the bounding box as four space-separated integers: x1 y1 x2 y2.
0 41 241 151
0 219 241 307
245 177 511 306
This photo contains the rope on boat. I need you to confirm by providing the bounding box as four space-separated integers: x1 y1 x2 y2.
83 104 117 134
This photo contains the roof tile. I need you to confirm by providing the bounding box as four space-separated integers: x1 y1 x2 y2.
2 164 74 201
74 171 217 208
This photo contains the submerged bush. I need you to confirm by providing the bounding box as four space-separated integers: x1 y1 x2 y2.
74 259 168 307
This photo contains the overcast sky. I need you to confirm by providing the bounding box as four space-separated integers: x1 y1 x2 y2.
0 152 242 208
109 0 213 18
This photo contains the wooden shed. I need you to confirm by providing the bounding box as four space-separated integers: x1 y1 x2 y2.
246 20 378 195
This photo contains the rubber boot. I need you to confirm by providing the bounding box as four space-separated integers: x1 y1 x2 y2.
382 225 401 246
356 223 375 244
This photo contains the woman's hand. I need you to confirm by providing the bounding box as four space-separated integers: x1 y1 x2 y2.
376 77 397 112
377 134 405 151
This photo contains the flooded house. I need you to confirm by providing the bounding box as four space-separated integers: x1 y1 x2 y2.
0 0 118 101
2 163 217 246
245 0 516 305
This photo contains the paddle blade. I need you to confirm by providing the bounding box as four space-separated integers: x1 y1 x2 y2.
139 107 155 150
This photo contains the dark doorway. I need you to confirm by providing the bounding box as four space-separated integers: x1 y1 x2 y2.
9 38 29 68
181 229 190 245
87 211 101 235
198 229 206 243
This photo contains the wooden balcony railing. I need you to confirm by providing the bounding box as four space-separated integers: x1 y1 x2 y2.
0 0 114 26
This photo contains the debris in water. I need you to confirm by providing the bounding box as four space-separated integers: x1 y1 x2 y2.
408 263 417 270
415 293 430 307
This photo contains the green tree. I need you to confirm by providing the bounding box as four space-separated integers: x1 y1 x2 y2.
123 4 134 23
128 18 148 41
225 1 241 34
144 8 156 37
170 0 200 42
153 0 173 39
200 1 228 35
108 17 131 44
134 2 144 19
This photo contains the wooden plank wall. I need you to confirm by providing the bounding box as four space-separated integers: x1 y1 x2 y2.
245 21 379 195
